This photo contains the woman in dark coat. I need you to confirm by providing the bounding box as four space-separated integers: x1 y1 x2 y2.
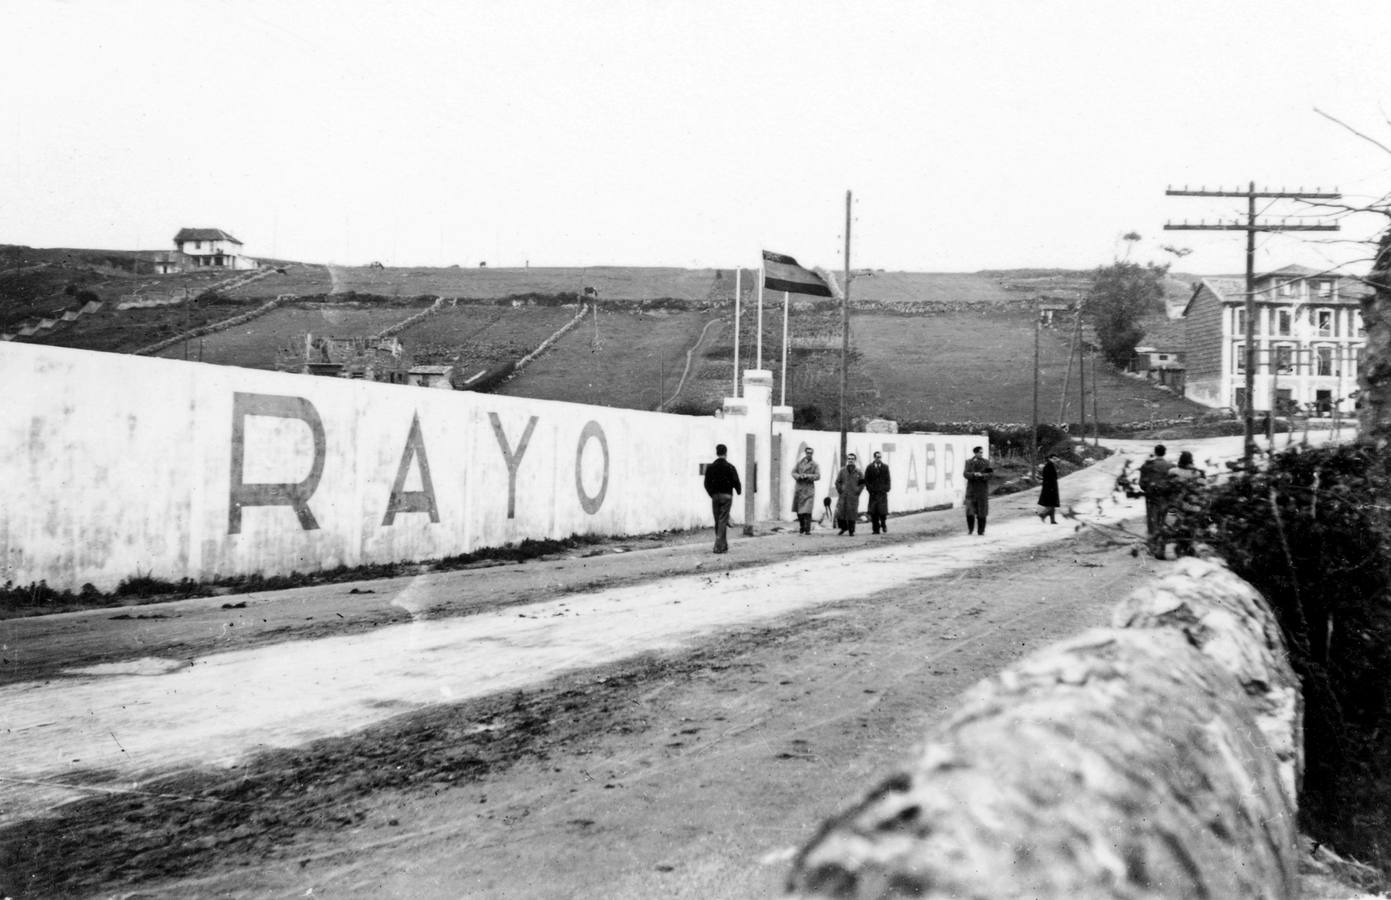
1037 454 1061 524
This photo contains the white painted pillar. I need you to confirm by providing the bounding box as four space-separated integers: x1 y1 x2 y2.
722 369 774 525
771 403 794 522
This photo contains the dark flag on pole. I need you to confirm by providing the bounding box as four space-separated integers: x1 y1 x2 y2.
762 250 834 297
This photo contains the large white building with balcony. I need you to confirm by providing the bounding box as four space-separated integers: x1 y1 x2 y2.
1180 264 1368 415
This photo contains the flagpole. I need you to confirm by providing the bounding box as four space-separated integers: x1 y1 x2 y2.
780 290 790 406
839 189 852 460
733 268 741 397
756 259 764 370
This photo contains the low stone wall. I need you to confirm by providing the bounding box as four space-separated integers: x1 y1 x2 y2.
788 558 1303 899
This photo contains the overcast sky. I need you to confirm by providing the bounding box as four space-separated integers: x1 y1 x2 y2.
5 1 1391 276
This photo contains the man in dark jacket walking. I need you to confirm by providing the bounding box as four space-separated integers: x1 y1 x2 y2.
703 443 742 553
1138 444 1174 559
863 450 891 534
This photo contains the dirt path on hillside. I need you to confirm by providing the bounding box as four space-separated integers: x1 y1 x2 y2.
662 317 721 409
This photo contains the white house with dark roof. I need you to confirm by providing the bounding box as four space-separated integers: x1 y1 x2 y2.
1179 264 1368 415
171 228 257 271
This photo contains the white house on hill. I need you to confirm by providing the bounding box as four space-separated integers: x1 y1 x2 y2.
170 228 257 271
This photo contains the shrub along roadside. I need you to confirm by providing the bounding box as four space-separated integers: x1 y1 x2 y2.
1168 443 1391 884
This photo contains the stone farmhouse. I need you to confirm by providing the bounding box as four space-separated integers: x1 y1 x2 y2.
150 228 258 274
278 334 412 384
1177 264 1369 416
1130 317 1187 394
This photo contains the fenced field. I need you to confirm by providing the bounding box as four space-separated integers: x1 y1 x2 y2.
497 307 723 409
223 266 331 299
396 304 580 376
152 301 434 368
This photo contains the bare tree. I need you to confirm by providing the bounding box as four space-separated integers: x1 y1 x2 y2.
1313 109 1391 442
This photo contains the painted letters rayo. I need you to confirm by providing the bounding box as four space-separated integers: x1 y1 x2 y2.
0 343 975 591
0 344 728 590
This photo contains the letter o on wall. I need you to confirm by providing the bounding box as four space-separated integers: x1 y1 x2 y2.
574 420 609 515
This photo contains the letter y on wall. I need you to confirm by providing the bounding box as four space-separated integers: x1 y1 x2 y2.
489 412 538 519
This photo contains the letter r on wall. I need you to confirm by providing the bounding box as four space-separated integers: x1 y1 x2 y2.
229 392 326 534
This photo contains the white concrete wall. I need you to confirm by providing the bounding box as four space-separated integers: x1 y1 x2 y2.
1 343 755 591
775 428 974 519
2 346 979 590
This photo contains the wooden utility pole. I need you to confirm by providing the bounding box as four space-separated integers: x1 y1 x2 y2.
1058 306 1082 424
1165 182 1340 461
1078 317 1088 441
1091 349 1100 447
1031 301 1040 470
839 189 852 460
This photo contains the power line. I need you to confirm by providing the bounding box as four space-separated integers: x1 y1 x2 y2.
1164 181 1341 461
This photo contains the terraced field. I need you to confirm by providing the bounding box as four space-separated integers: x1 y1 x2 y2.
497 307 723 410
222 266 331 299
153 301 433 368
395 303 580 379
23 295 264 356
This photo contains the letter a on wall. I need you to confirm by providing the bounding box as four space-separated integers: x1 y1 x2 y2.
382 412 440 526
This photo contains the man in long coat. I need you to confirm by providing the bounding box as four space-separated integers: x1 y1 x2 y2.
791 446 821 534
834 453 866 536
963 445 993 535
863 450 891 534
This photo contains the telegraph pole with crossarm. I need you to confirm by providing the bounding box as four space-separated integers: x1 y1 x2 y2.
1164 182 1340 461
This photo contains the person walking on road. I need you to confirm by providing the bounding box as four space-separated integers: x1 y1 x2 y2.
1168 450 1207 557
1037 453 1061 524
703 443 742 553
791 446 821 535
834 453 866 536
864 450 892 534
1138 444 1174 559
963 445 993 535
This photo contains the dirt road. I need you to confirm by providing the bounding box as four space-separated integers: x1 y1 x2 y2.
0 437 1296 898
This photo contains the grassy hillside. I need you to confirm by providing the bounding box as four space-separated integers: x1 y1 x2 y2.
2 245 1217 428
313 265 728 302
24 294 265 355
496 307 721 410
850 310 1207 425
153 300 434 367
398 304 580 377
849 271 1016 304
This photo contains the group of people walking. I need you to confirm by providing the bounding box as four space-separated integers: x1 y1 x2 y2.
705 442 970 553
703 440 1211 559
1136 443 1207 559
789 446 892 536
